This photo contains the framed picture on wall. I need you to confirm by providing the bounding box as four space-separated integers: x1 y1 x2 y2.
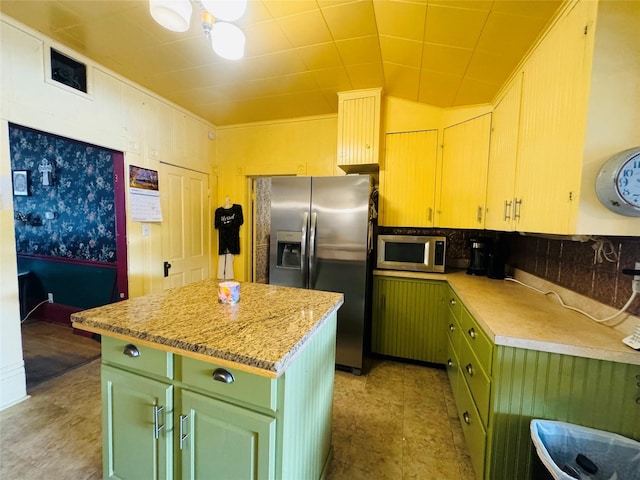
12 170 29 196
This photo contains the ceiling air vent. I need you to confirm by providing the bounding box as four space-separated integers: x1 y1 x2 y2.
50 48 87 93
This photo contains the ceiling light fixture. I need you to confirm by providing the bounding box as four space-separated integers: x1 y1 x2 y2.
149 0 247 60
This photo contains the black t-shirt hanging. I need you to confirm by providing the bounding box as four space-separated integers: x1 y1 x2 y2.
214 204 243 255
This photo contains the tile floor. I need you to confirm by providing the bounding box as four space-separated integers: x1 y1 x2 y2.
0 357 474 480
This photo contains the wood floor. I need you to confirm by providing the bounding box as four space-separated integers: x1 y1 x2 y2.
1 325 474 479
21 321 101 388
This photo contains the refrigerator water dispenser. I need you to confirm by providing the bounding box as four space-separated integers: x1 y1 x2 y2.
276 231 302 268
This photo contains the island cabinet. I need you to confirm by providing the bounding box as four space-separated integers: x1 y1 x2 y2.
437 113 492 229
371 274 447 365
99 311 337 480
444 288 640 480
336 88 382 173
379 129 438 227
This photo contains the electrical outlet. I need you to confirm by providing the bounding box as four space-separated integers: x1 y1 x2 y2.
47 293 54 303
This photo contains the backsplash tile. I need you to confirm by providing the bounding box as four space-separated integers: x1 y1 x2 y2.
503 233 640 316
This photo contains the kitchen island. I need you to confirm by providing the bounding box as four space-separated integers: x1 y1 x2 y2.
71 280 343 480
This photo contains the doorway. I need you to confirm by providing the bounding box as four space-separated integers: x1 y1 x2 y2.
8 124 128 389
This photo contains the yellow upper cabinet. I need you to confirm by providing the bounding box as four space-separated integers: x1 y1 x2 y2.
512 0 589 234
337 88 382 173
437 113 492 229
487 0 639 236
380 130 438 227
485 75 522 231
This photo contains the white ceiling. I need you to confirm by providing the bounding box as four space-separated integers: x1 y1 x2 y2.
0 0 563 126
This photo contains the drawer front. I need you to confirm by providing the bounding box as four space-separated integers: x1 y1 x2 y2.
459 336 491 426
459 307 493 373
181 356 278 412
457 377 487 480
446 337 462 408
446 306 461 353
102 336 173 379
447 288 462 321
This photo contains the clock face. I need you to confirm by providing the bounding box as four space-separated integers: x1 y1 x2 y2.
616 153 640 208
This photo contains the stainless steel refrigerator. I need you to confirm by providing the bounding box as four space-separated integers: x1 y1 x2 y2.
269 175 372 374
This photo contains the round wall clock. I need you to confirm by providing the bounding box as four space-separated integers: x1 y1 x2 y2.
595 147 640 217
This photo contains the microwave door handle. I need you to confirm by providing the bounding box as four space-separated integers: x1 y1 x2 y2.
309 212 318 289
423 241 430 267
301 211 309 287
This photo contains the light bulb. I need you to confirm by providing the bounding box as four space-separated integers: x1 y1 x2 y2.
149 0 192 32
201 0 247 22
211 22 245 60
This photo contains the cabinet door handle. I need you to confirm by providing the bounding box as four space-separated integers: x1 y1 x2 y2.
153 405 165 440
503 200 512 221
514 198 522 220
212 368 235 384
477 206 483 223
468 328 477 339
449 323 455 332
463 411 470 424
179 414 189 449
465 363 474 376
123 344 140 358
428 207 433 223
447 358 453 367
449 298 456 306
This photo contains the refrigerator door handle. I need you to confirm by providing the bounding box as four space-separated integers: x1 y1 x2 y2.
301 211 309 286
309 212 318 288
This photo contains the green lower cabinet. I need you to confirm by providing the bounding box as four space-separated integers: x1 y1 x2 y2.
102 365 173 480
178 389 275 480
372 276 447 364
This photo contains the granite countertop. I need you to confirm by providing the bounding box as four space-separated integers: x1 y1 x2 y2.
71 280 344 378
374 269 640 366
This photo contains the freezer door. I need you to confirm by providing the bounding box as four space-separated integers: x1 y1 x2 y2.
269 177 311 288
311 176 371 371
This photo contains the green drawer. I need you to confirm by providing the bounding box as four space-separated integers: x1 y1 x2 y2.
459 307 493 373
446 337 462 408
459 335 491 426
181 356 278 412
457 375 487 480
446 305 462 352
447 288 462 321
101 336 173 380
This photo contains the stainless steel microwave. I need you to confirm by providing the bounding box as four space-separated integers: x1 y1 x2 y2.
376 235 446 273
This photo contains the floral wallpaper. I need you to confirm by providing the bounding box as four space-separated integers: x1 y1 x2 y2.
9 124 117 263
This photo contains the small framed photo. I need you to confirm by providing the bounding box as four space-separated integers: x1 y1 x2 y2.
12 170 29 196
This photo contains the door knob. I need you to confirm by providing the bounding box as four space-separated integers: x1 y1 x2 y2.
163 261 172 277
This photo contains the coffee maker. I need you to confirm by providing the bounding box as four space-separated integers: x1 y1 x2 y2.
467 237 492 276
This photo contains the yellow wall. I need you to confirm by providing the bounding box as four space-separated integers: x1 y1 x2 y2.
214 116 339 280
0 16 216 409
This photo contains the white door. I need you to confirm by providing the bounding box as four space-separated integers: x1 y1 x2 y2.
160 163 211 290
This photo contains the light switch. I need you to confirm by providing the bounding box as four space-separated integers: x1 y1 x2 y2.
142 223 150 237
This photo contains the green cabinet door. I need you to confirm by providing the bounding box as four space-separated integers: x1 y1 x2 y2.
372 276 447 364
179 389 276 480
102 365 173 480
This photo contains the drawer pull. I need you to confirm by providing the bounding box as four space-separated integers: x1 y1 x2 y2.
123 344 140 358
449 323 455 332
447 358 453 367
212 368 235 384
468 327 477 339
463 411 470 424
153 405 165 439
465 363 474 376
449 298 456 306
179 414 190 449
